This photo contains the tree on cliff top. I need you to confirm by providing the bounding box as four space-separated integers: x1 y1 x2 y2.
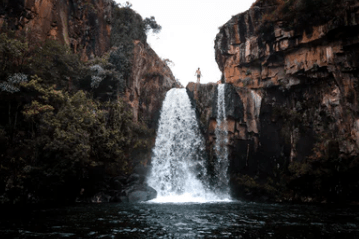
111 5 162 46
110 5 162 89
143 16 162 34
251 0 344 31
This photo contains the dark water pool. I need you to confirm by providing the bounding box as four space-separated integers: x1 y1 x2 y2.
1 201 359 238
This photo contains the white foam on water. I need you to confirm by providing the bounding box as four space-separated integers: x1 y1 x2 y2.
149 193 231 203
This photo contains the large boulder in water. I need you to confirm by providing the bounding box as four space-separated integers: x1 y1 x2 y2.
126 173 144 185
77 173 157 203
126 184 157 202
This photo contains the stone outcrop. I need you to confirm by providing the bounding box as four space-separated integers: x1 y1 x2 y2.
0 0 112 61
215 1 359 90
78 173 157 203
189 0 359 202
0 0 179 129
187 83 265 190
0 0 178 203
125 40 179 129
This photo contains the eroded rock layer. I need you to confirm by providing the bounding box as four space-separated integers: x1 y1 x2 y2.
189 0 359 202
1 0 113 61
126 41 179 128
0 0 178 203
0 0 179 128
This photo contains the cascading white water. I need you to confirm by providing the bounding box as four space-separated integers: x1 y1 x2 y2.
214 84 230 197
148 88 226 203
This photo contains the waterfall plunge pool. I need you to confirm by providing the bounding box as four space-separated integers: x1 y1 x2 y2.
1 202 359 238
2 87 359 238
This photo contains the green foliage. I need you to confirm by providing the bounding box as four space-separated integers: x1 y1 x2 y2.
111 6 146 46
111 5 161 46
0 31 83 91
271 104 311 144
288 161 312 178
109 45 132 86
0 73 153 203
253 0 344 33
109 6 144 87
0 5 161 204
234 174 278 201
110 5 162 86
286 137 348 201
28 39 82 86
266 94 359 202
121 1 133 8
22 78 150 199
143 16 162 34
0 32 28 75
22 100 54 118
76 55 126 99
0 73 28 93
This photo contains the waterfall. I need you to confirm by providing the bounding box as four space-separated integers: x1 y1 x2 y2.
148 88 226 202
214 84 230 197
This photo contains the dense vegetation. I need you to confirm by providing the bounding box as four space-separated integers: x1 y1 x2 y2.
110 5 162 88
252 0 346 32
0 4 161 204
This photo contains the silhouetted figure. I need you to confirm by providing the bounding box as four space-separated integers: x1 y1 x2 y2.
195 67 202 83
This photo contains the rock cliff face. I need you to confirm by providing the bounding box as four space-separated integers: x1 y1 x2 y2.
125 40 178 128
0 0 112 61
215 1 359 90
0 0 178 128
0 1 178 203
189 0 359 202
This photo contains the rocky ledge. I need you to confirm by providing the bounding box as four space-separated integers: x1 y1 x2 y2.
188 0 359 203
0 0 177 204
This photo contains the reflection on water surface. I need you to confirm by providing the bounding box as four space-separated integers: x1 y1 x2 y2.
1 201 359 238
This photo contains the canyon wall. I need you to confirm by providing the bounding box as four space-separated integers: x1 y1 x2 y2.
0 0 178 128
188 0 359 202
126 40 178 129
0 0 178 203
0 0 112 61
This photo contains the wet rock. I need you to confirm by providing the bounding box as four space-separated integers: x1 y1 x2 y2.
112 191 128 203
126 173 146 186
110 176 126 191
189 0 359 203
126 173 140 185
91 192 111 203
132 163 150 176
126 184 157 202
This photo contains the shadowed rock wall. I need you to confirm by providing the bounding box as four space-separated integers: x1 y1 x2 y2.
125 41 179 129
1 0 113 61
189 0 359 202
0 0 179 203
0 0 179 128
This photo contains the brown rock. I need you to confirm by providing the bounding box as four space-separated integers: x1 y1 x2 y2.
215 1 359 91
2 0 112 60
123 41 179 128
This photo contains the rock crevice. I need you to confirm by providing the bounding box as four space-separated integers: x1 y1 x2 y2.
188 0 359 202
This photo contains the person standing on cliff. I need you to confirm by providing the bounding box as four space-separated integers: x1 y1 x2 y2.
195 67 202 83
